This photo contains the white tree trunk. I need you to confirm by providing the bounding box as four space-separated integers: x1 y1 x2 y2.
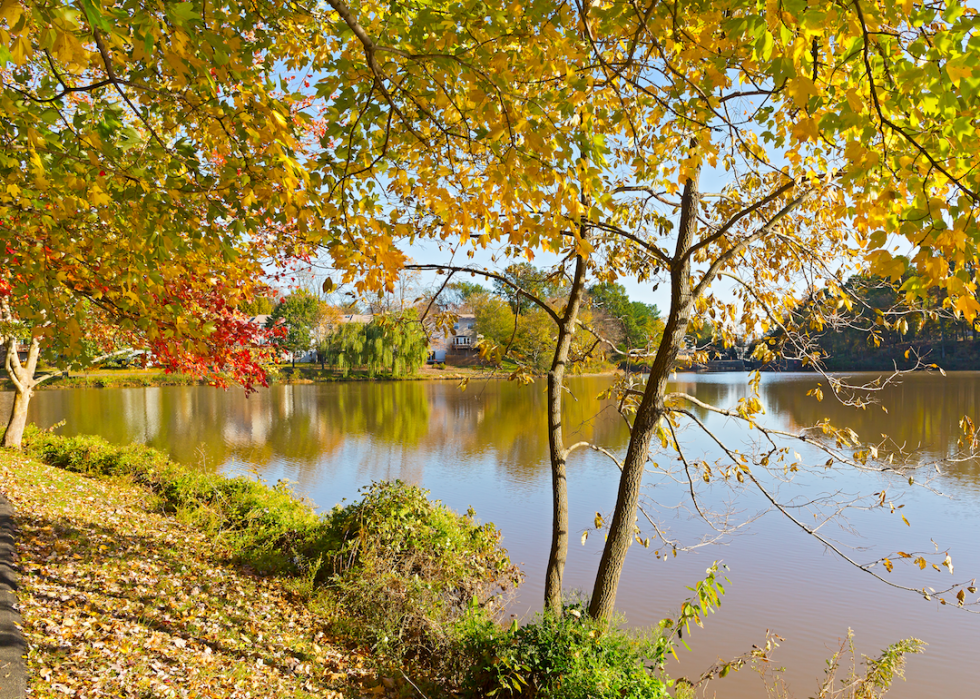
2 337 40 450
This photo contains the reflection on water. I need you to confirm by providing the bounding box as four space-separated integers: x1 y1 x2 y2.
15 379 636 482
4 373 980 699
763 373 980 493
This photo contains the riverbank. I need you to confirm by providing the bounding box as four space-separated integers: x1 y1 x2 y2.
0 449 391 698
2 364 518 392
2 363 625 392
1 431 694 699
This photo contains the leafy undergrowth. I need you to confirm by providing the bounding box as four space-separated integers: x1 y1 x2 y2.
463 604 671 699
0 451 397 698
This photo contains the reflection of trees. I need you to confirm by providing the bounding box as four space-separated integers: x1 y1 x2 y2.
29 374 980 496
762 374 980 488
19 377 744 486
348 381 431 445
668 380 733 422
26 382 433 468
435 377 632 482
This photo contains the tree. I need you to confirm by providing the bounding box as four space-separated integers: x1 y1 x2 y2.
314 0 980 623
320 311 428 377
449 281 487 302
471 293 516 360
589 283 664 356
268 290 324 368
492 263 563 314
0 242 278 448
240 296 277 317
0 0 325 445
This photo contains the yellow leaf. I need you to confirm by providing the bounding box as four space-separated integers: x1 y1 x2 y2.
0 0 22 26
87 185 111 207
10 33 32 64
954 295 980 322
791 116 819 142
947 62 972 88
786 76 819 109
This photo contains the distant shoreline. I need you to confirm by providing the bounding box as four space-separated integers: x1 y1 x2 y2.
3 357 970 393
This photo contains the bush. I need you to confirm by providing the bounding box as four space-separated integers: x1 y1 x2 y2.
464 602 670 699
322 480 522 666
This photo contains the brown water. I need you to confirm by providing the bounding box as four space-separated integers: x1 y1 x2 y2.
5 373 980 698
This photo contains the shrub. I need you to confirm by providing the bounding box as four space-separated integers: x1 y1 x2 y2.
464 602 670 699
322 480 522 665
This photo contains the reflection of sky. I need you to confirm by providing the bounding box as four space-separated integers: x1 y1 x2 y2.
4 373 980 699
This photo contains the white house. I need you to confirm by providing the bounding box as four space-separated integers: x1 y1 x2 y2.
429 314 477 362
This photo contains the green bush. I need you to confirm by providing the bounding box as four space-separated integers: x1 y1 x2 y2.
323 480 522 665
464 602 670 699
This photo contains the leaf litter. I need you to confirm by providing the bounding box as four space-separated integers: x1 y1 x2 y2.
0 451 395 698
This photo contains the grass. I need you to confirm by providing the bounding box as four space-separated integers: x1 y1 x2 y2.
0 449 379 698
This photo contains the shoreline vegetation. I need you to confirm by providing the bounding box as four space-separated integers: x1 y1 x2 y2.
2 429 685 699
1 429 926 699
7 334 980 394
7 346 980 400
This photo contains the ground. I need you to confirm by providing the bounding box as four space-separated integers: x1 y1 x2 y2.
0 451 398 699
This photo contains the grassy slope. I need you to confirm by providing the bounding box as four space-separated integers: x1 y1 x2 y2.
0 450 392 699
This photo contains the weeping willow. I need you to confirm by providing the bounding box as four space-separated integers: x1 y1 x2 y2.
319 311 428 378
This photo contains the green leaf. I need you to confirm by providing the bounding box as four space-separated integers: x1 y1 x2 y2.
167 2 198 25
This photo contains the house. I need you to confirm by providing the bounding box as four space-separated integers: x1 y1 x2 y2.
250 314 272 332
338 314 373 326
429 314 477 362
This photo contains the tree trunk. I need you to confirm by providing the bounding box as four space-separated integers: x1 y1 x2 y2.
544 94 592 612
589 167 700 623
544 248 589 614
2 337 40 450
2 387 32 449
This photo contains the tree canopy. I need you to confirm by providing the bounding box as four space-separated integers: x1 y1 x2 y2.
315 0 980 621
267 289 325 366
6 0 980 627
588 282 663 355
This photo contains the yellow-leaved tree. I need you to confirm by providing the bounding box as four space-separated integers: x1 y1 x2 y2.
312 0 980 623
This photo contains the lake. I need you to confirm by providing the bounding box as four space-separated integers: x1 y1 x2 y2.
5 372 979 698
